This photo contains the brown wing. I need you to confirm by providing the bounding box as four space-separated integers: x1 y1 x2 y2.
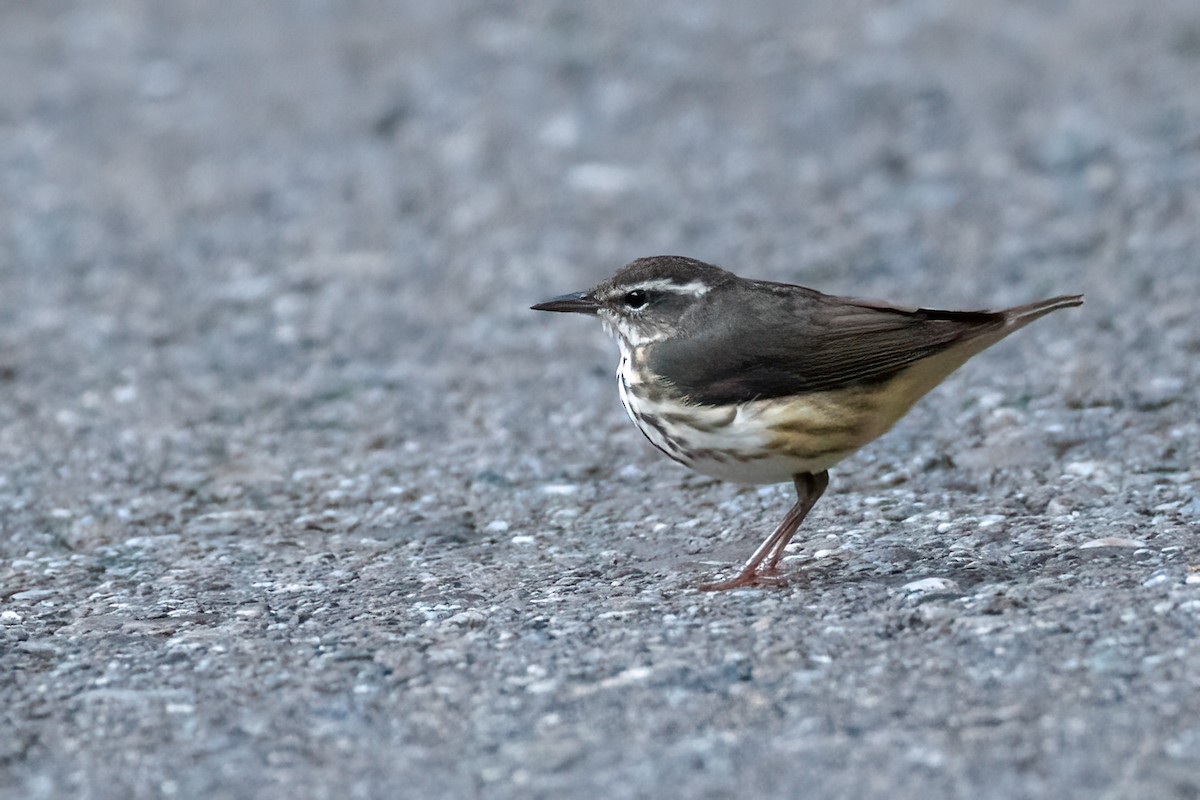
647 284 1006 406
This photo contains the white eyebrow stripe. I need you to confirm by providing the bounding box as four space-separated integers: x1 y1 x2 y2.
626 278 711 296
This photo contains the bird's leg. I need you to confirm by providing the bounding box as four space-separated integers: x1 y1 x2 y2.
699 471 829 591
765 471 829 570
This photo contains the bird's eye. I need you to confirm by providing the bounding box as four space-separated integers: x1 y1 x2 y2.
623 289 649 309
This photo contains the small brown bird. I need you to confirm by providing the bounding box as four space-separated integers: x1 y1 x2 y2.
533 256 1082 590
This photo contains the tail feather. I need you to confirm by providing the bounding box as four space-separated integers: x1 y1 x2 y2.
1003 294 1084 330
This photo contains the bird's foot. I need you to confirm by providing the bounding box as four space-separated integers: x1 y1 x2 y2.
698 566 789 592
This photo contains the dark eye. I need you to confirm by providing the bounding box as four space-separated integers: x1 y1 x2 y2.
623 289 649 309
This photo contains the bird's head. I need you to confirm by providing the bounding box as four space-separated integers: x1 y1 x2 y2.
532 255 734 347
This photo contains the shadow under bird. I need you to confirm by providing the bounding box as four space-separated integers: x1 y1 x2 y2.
532 256 1082 591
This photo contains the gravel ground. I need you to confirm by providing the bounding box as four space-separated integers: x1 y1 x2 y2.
2 2 1199 798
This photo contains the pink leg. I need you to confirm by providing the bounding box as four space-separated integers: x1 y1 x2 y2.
699 471 829 591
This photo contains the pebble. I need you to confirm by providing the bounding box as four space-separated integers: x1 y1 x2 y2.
9 589 55 603
1079 537 1150 550
1065 461 1107 480
901 577 961 594
444 610 487 629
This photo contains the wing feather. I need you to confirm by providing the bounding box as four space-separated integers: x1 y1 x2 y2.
648 284 1006 406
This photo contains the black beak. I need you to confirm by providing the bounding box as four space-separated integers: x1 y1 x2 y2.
531 291 601 315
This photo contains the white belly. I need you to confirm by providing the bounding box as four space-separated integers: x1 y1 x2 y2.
615 352 868 484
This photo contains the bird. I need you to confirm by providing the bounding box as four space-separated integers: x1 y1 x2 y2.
532 255 1082 591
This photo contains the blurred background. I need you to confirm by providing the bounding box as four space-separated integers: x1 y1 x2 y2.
3 1 1197 520
2 2 1199 798
3 1 1197 483
5 2 1199 299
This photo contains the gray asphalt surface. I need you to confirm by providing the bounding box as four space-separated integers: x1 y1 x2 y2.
2 3 1199 798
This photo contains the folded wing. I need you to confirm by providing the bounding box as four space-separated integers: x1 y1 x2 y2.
648 285 1007 406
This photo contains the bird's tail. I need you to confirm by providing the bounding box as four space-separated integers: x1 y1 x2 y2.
1003 294 1084 332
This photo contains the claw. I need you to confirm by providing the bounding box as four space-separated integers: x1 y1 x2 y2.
698 567 789 591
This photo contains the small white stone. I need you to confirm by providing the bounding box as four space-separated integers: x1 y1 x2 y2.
1079 537 1149 550
510 535 535 545
484 520 510 533
599 666 653 688
1065 461 1104 479
977 390 1006 411
0 610 21 624
984 407 1026 431
902 577 960 594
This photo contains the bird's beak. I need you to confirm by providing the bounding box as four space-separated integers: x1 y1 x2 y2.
531 291 601 315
